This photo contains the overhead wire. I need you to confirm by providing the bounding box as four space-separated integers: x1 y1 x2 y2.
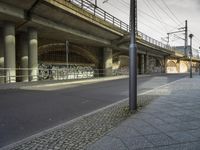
143 0 168 32
151 0 180 26
111 0 181 30
160 0 182 24
105 0 199 49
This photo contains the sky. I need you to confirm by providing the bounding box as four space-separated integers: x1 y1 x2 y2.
90 0 200 50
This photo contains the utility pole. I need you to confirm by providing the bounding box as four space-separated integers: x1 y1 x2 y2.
184 20 188 57
167 20 188 57
129 0 137 112
189 34 193 78
167 33 170 45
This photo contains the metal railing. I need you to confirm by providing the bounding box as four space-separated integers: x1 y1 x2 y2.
0 68 128 83
137 31 174 51
60 0 129 31
55 0 174 51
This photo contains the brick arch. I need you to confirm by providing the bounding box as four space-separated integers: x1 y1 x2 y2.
166 60 178 73
38 43 98 65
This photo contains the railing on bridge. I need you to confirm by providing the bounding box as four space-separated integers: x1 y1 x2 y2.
137 31 174 51
65 0 129 31
57 0 173 51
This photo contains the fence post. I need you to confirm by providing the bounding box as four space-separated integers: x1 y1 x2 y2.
81 0 83 8
104 12 106 21
9 68 11 83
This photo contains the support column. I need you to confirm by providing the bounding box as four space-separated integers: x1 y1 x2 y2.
164 56 168 73
0 28 4 83
103 47 112 76
145 54 149 74
28 28 38 81
4 22 16 83
141 54 145 74
177 59 180 73
18 32 28 82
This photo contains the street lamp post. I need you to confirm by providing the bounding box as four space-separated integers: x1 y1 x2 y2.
129 0 137 111
199 47 200 76
189 34 193 78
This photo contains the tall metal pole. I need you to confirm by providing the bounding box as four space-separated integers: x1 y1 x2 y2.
199 48 200 76
184 20 188 57
189 34 193 78
167 33 170 46
129 0 137 111
199 62 200 76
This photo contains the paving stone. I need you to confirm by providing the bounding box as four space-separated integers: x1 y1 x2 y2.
166 131 198 143
107 126 141 138
147 141 200 150
174 121 200 131
120 118 150 129
87 136 128 150
122 136 154 150
187 129 200 138
157 115 182 124
153 124 180 133
176 115 200 122
144 133 178 146
134 125 162 135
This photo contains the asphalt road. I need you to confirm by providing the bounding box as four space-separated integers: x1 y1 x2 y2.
0 74 187 148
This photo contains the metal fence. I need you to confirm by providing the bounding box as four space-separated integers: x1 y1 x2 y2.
56 0 174 51
0 68 128 83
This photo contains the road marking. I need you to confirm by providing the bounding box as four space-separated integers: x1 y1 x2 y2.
19 74 153 90
0 76 186 150
20 76 129 90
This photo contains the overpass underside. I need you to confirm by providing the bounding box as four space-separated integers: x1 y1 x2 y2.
0 0 199 83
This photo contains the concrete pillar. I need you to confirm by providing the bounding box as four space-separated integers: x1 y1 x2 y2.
18 32 28 82
103 47 112 76
145 54 149 74
164 56 168 73
28 28 38 81
141 54 145 74
0 28 4 83
177 59 180 73
4 22 16 83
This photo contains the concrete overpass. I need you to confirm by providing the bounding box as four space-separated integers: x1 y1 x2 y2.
0 0 199 83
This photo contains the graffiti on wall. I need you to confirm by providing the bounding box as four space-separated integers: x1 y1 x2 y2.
38 63 95 80
149 56 162 73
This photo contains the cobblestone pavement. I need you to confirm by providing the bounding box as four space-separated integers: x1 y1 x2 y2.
88 76 200 150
